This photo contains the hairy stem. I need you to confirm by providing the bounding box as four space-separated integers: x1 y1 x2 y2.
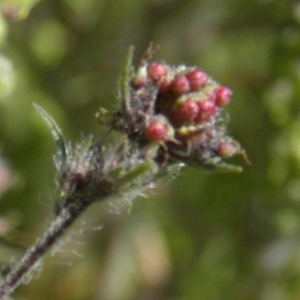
0 158 155 300
0 202 89 300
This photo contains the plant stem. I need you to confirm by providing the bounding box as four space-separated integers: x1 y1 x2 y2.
0 139 157 299
0 202 89 300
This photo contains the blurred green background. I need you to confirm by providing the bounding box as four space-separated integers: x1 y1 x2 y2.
0 0 300 299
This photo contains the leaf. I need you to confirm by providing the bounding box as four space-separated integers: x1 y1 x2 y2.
113 161 156 190
33 103 67 170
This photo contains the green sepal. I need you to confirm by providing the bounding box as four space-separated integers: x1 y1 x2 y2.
117 46 134 113
196 161 242 173
175 156 243 173
200 162 243 173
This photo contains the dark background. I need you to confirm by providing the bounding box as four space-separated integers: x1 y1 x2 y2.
0 0 299 299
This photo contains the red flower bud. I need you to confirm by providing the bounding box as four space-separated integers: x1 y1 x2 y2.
186 69 208 91
148 63 168 83
173 98 199 124
146 121 169 142
170 75 190 94
196 99 219 122
215 86 232 107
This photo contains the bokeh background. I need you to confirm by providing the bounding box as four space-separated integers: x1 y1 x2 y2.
0 0 299 299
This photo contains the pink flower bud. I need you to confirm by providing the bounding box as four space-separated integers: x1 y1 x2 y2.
158 78 172 91
170 75 190 94
173 98 199 125
217 142 239 158
148 63 168 83
145 121 169 142
196 99 219 122
215 86 232 107
186 69 208 91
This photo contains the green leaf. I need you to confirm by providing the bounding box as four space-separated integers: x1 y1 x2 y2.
33 103 67 169
113 161 156 190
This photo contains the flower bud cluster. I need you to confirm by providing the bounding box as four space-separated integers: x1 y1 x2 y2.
107 47 247 171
